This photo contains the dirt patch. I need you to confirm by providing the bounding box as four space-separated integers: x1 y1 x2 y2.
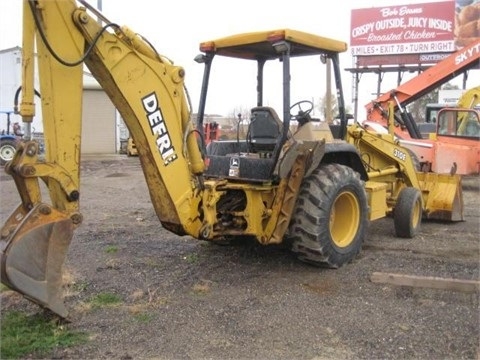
1 155 479 359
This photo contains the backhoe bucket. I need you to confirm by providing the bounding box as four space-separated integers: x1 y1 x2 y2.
417 172 464 221
0 204 73 318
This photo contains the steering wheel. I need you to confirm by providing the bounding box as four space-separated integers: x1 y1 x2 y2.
290 100 314 120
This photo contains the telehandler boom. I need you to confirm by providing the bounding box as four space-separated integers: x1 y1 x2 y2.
363 40 480 175
0 0 463 318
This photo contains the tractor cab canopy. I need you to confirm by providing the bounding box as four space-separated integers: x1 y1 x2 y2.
199 29 348 60
195 29 350 157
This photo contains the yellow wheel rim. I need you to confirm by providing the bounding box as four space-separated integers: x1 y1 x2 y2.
412 196 421 229
330 191 360 248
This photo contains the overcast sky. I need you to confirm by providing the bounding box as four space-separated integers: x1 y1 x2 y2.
0 0 477 119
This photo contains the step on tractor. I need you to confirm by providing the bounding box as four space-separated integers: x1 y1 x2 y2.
0 0 464 318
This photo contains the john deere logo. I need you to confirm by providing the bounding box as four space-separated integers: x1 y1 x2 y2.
229 156 240 177
230 157 239 168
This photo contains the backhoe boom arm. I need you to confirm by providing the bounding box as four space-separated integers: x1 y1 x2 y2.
1 0 205 317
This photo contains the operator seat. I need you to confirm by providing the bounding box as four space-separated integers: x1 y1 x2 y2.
248 106 283 153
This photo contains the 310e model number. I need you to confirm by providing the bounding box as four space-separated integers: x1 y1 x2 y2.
393 148 407 161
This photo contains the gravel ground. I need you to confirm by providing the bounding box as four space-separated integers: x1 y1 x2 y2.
1 154 479 359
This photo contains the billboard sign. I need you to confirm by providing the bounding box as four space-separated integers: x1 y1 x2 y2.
350 2 456 57
355 52 452 66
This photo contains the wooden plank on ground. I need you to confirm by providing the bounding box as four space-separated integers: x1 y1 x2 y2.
370 272 480 293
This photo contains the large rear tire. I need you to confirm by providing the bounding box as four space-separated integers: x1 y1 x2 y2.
287 163 369 268
0 138 17 166
394 187 422 238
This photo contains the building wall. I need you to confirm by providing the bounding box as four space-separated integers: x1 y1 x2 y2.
0 47 118 154
81 89 117 154
0 47 30 132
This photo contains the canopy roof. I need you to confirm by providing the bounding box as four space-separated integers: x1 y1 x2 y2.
199 29 348 60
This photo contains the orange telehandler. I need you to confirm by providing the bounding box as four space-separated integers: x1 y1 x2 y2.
363 40 480 175
0 0 464 318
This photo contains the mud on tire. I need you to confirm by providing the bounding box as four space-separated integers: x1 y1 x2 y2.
286 163 369 268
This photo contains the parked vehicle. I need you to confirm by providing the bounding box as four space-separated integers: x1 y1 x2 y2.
0 111 21 166
363 40 480 175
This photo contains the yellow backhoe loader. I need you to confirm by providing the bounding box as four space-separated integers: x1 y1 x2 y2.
1 0 463 318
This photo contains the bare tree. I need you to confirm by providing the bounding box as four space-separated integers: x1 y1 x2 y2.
318 93 337 123
407 82 459 122
318 94 353 123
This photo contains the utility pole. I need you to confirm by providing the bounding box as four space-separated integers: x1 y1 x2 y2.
97 0 102 24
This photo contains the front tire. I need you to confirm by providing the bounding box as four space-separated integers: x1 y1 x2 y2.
0 138 17 166
394 187 422 238
287 163 369 268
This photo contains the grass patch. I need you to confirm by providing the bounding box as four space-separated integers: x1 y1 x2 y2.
183 253 199 264
132 312 155 323
70 280 89 293
105 245 119 254
0 283 10 292
88 292 122 308
0 311 87 359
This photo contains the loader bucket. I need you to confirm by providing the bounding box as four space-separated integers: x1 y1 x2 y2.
416 172 464 221
0 204 73 318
